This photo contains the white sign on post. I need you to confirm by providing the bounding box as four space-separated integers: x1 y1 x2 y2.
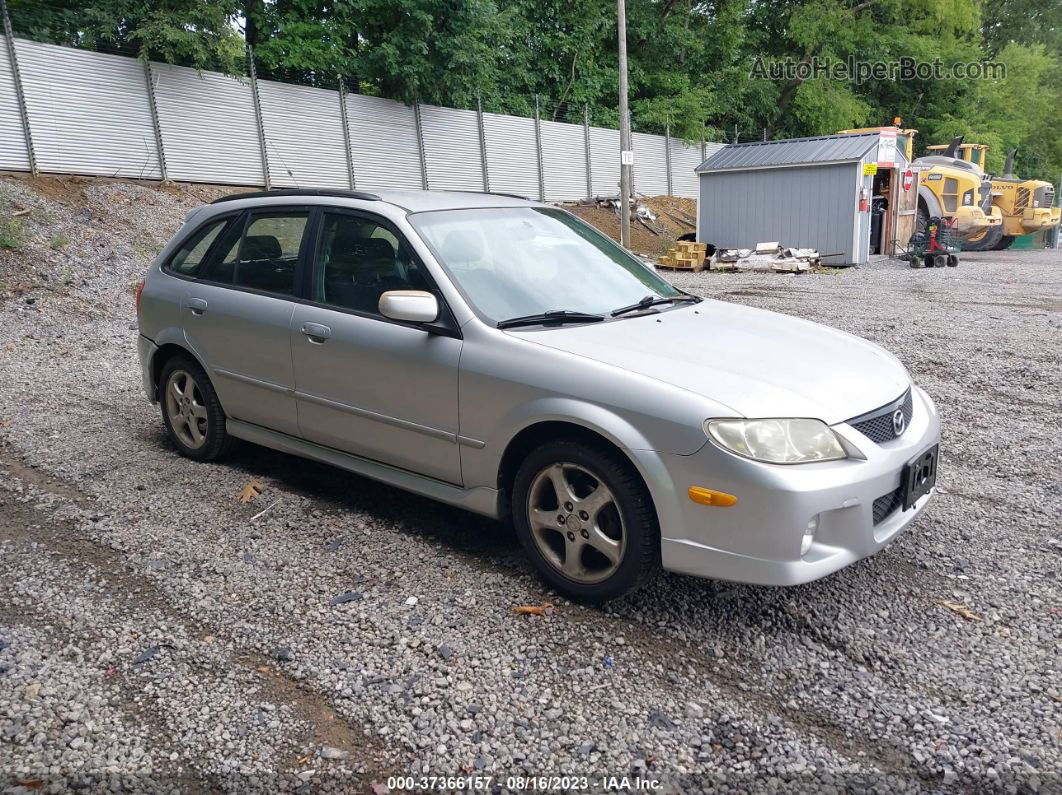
620 150 635 165
877 127 898 167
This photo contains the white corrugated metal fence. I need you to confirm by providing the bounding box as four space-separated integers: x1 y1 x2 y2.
0 35 712 200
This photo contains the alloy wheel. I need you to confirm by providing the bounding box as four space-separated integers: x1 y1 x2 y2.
164 369 208 450
526 462 625 584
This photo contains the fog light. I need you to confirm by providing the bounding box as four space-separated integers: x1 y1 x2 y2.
800 516 819 557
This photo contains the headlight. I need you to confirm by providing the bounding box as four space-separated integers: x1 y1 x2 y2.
705 419 847 464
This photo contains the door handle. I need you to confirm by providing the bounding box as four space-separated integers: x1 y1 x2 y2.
301 322 331 342
187 297 208 315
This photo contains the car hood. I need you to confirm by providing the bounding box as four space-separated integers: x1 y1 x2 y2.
512 300 910 425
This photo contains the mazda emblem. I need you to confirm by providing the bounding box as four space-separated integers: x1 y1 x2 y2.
892 408 906 436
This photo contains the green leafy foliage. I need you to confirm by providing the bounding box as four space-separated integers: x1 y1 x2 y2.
0 219 25 250
7 0 1062 181
10 0 246 72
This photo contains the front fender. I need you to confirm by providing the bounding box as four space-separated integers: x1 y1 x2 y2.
497 396 699 454
466 397 689 533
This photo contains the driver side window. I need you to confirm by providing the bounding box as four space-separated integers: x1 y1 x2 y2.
313 213 429 316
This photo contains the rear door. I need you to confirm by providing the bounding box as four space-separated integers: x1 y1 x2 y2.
177 207 312 437
289 209 463 484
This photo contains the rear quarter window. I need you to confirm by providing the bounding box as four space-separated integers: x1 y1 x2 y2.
166 218 230 276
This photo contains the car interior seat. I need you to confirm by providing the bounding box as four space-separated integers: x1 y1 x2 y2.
236 235 290 292
326 230 404 313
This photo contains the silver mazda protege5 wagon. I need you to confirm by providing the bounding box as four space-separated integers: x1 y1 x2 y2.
137 188 940 602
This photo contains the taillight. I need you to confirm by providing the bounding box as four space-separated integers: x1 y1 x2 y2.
135 279 145 314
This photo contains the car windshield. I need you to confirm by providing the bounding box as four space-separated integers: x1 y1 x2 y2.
409 207 682 325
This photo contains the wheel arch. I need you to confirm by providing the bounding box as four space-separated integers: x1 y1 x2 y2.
499 421 617 493
917 185 943 218
150 341 209 401
496 419 670 529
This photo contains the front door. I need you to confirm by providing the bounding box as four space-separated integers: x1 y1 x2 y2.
180 208 311 437
290 209 463 484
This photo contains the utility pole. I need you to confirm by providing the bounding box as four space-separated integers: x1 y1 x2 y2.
617 0 631 249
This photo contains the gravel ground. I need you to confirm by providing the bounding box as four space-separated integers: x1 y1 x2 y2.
0 174 1060 793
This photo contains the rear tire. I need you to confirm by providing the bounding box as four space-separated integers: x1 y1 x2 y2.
946 254 959 267
991 235 1015 251
909 256 924 269
959 224 1003 252
159 355 232 462
511 439 659 603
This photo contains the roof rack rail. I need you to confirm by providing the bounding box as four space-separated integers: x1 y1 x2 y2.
210 188 382 204
449 189 533 201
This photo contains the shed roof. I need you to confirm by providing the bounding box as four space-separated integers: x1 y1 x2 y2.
696 132 880 173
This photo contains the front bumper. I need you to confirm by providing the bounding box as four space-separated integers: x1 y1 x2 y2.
655 386 941 586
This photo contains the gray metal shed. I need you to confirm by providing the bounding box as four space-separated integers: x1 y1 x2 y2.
695 132 911 265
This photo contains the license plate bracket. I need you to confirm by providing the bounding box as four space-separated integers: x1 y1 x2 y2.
901 443 938 510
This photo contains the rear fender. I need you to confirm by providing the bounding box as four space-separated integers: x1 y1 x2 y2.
143 329 207 399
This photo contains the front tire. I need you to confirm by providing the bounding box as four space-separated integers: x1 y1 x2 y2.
991 234 1015 251
511 440 659 603
159 355 231 462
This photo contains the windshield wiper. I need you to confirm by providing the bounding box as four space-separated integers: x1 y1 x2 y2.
610 293 702 317
497 310 606 329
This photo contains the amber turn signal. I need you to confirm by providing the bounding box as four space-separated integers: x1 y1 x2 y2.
687 487 737 507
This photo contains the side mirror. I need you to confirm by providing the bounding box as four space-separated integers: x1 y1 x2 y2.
378 290 439 324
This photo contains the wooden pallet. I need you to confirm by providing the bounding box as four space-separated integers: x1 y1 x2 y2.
658 241 707 271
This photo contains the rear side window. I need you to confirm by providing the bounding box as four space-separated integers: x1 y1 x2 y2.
206 212 308 296
167 219 229 276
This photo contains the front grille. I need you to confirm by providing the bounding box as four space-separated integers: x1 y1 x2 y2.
1016 187 1030 211
849 389 913 444
872 487 903 525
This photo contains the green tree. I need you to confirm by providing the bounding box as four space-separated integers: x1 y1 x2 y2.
922 43 1062 179
8 0 1062 184
738 0 981 139
8 0 245 72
